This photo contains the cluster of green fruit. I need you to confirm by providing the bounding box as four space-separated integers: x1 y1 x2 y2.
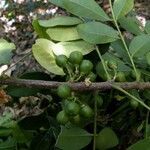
56 84 94 125
55 51 96 82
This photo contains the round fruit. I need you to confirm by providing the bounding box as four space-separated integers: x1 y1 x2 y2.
56 110 69 125
57 84 71 98
108 60 118 69
80 105 94 118
130 99 139 109
80 60 93 75
55 55 68 68
115 72 126 82
87 72 97 82
69 51 83 65
65 101 80 116
70 115 81 125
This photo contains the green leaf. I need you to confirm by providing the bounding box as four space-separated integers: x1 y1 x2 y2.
0 128 12 137
0 138 16 150
127 139 150 150
46 26 80 42
119 17 143 35
96 127 119 150
12 124 33 143
7 87 40 97
77 22 119 44
32 39 64 75
111 40 129 61
129 35 150 58
56 126 92 150
7 72 50 97
63 0 110 22
49 0 65 8
146 52 150 65
32 20 49 39
96 52 131 80
53 40 94 56
113 0 134 20
39 16 82 27
0 39 15 64
145 21 150 34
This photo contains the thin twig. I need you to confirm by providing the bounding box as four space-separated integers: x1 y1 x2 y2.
0 78 150 91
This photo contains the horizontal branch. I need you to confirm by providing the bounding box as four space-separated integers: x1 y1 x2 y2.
0 78 150 91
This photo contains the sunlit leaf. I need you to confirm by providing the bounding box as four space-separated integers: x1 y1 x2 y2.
39 16 82 27
32 20 49 39
32 39 64 75
53 40 94 56
46 26 80 41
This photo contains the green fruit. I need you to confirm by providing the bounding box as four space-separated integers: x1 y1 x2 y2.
69 51 83 65
65 101 80 116
115 72 126 82
108 60 118 69
130 99 139 109
57 84 71 98
80 105 94 118
55 55 68 68
80 60 93 75
56 110 69 125
87 72 97 82
70 115 81 125
96 62 113 80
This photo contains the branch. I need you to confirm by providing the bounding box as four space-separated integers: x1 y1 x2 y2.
0 78 150 91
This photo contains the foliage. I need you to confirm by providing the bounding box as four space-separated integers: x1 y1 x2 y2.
0 0 150 150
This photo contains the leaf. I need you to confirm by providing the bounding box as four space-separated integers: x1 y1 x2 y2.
32 39 64 75
0 138 16 150
32 20 49 39
0 128 12 137
53 40 94 56
96 52 131 80
96 127 119 150
39 16 82 27
119 17 143 35
0 39 15 64
49 0 65 8
56 126 92 150
111 40 129 61
63 0 110 22
127 139 150 150
77 22 119 44
129 35 150 58
145 20 150 34
12 124 33 143
113 0 134 20
46 26 80 42
146 52 150 65
7 72 50 97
